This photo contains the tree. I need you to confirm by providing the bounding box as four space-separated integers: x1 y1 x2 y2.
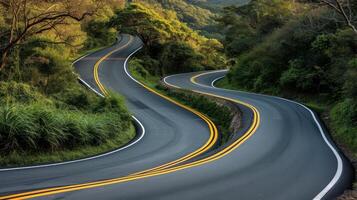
0 0 106 72
319 0 357 34
160 41 203 74
110 3 183 48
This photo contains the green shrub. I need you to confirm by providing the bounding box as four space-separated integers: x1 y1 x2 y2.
159 41 204 74
53 86 97 110
330 99 357 152
83 20 117 49
0 81 44 104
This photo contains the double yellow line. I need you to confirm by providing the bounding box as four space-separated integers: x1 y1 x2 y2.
0 37 260 200
93 36 134 96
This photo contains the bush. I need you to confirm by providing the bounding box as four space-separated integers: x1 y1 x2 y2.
83 20 117 49
0 81 44 104
53 85 97 110
0 84 132 156
330 99 357 152
160 41 204 74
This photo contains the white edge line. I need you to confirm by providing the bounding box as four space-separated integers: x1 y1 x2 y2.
182 70 343 200
123 46 144 83
78 78 105 98
211 76 225 88
162 75 182 89
0 37 146 172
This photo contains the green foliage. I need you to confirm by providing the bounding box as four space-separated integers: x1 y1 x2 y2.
279 59 323 92
220 1 357 155
130 58 151 78
344 58 357 100
0 1 136 166
160 41 204 74
83 19 117 49
0 82 132 158
53 86 96 110
0 81 45 104
217 0 298 58
330 99 357 153
228 13 356 96
0 106 37 153
189 0 250 11
138 0 216 30
110 2 225 73
17 41 77 95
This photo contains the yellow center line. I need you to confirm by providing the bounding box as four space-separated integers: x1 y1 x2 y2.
93 35 220 174
93 36 134 96
0 40 260 200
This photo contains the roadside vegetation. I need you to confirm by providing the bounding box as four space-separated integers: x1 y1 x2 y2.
213 0 356 196
0 0 135 167
113 2 237 145
215 0 357 157
110 2 226 74
129 59 234 145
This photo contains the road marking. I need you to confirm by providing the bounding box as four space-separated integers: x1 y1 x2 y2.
0 37 219 200
93 36 133 96
191 70 344 200
0 38 260 200
95 37 220 174
0 95 258 200
211 75 226 88
123 46 219 175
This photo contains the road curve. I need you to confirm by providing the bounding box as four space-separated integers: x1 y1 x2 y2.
0 35 353 200
0 35 216 199
164 70 354 199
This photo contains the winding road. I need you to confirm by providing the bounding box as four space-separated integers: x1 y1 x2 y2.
0 35 353 200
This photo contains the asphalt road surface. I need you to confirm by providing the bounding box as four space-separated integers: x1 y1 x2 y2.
0 35 353 200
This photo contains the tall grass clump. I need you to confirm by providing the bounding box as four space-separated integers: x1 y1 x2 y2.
0 82 135 166
0 106 37 154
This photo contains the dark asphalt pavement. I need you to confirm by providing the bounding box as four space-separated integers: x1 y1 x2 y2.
0 35 353 200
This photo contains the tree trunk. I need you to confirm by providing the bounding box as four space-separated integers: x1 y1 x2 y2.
348 23 357 34
0 51 8 72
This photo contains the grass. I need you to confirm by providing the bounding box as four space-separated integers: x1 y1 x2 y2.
0 125 135 167
0 82 135 167
129 59 234 145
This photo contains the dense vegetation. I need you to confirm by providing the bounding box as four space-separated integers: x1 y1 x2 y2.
0 0 227 166
0 82 133 166
0 0 135 166
135 0 215 30
216 0 357 155
189 0 249 11
111 2 226 76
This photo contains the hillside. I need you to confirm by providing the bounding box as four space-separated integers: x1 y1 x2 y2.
188 0 250 10
134 0 215 30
